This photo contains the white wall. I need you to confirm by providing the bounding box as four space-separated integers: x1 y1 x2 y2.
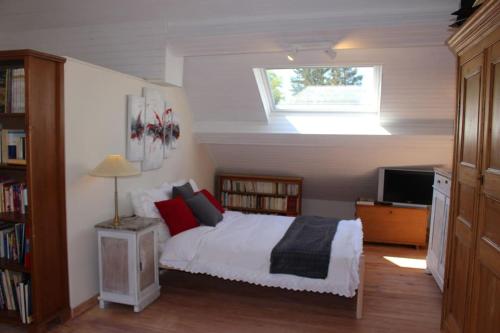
64 58 216 308
302 199 356 219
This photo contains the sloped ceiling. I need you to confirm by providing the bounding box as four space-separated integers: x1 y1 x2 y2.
0 0 459 201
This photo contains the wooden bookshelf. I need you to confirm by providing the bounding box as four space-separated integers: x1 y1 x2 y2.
0 50 69 331
217 174 303 216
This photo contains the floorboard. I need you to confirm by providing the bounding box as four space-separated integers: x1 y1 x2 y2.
1 244 442 333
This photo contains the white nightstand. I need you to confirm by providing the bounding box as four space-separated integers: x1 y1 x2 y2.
95 216 161 312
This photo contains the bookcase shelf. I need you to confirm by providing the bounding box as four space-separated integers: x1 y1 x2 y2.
217 174 303 216
0 113 25 118
0 309 23 325
0 49 69 331
0 164 26 171
0 212 27 223
0 258 29 273
222 190 293 197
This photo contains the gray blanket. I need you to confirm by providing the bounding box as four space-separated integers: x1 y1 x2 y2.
270 215 341 279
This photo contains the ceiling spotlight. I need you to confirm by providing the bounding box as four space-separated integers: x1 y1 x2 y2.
287 48 297 62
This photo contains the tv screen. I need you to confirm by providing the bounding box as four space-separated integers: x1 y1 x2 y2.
379 169 434 205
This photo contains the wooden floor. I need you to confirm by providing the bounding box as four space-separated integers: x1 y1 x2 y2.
3 244 442 333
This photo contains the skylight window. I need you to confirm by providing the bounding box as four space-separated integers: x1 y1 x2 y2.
256 66 382 114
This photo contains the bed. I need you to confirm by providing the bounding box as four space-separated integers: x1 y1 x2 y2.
158 210 365 318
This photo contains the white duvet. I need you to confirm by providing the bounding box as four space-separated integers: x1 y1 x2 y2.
160 211 363 297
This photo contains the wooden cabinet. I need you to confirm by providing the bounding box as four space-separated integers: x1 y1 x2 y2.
427 169 452 291
0 50 69 332
443 2 500 332
355 204 429 247
95 217 161 313
218 174 303 216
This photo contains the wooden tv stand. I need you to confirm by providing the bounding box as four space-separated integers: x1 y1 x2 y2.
355 203 429 248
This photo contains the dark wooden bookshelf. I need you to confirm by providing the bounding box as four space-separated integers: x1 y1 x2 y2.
218 174 303 216
0 50 69 332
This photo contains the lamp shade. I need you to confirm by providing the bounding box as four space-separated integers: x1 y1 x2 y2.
89 154 140 177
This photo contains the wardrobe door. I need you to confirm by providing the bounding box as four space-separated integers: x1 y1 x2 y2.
445 53 484 333
468 38 500 333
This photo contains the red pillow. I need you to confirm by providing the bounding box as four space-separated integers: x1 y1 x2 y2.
154 197 198 236
197 189 225 213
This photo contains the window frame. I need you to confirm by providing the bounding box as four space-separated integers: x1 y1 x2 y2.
255 65 383 116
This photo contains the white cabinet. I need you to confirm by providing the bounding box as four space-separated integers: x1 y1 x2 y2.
95 217 161 312
426 169 451 291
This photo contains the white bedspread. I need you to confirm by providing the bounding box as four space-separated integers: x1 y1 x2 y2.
160 211 363 297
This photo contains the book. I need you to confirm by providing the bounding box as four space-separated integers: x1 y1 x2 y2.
0 270 31 322
0 69 8 113
1 129 26 165
0 223 27 265
356 200 375 206
0 67 25 114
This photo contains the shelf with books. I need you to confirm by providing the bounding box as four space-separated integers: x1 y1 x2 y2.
0 212 27 224
0 50 68 330
0 258 29 274
0 269 32 324
0 164 26 171
0 309 23 325
224 206 289 215
218 174 303 216
0 113 25 119
221 190 291 198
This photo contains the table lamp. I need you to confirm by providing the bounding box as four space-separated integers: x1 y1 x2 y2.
90 154 140 226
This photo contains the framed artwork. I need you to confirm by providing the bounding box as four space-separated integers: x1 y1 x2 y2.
163 101 173 159
142 88 164 171
170 113 180 150
126 95 145 161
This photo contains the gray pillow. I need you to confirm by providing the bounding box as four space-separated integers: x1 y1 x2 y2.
172 182 195 200
185 193 223 227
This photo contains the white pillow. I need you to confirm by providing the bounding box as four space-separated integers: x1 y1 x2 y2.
129 185 170 218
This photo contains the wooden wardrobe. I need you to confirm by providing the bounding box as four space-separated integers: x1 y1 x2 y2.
442 1 500 332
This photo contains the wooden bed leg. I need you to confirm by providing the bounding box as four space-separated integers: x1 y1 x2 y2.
356 254 365 319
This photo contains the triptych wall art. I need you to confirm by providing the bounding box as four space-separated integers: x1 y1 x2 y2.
126 88 180 171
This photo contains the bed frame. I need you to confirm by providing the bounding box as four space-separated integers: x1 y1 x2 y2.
159 254 365 319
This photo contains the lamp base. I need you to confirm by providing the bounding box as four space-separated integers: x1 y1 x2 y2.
113 176 120 227
112 215 120 227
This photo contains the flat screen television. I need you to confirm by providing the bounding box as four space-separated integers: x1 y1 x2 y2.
377 168 434 207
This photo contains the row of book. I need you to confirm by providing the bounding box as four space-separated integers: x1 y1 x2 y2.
0 270 32 324
0 222 30 268
220 193 298 213
0 181 28 214
221 179 300 195
1 129 26 165
0 68 25 114
220 193 258 209
259 196 288 211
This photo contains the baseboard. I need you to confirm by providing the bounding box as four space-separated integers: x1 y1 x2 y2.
71 294 99 319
